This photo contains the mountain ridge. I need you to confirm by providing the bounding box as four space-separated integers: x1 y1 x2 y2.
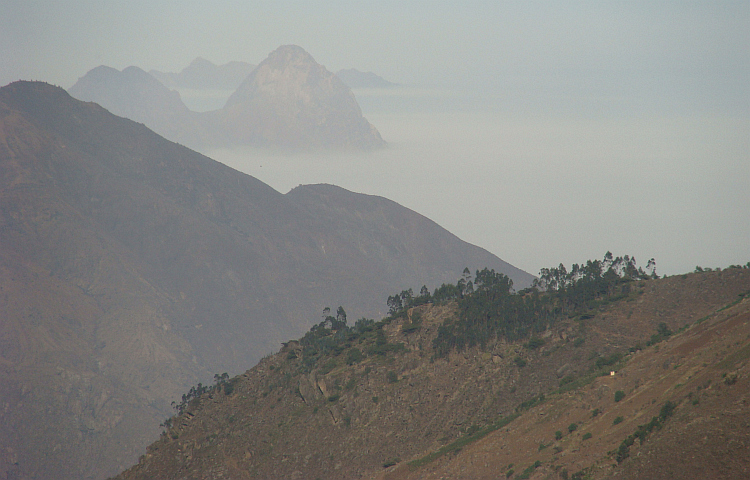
149 57 256 91
0 80 529 480
113 267 750 480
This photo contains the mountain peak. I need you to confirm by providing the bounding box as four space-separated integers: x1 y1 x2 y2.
187 56 215 68
226 44 333 106
223 45 384 149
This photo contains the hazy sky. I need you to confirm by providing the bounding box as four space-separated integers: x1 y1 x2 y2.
2 1 748 277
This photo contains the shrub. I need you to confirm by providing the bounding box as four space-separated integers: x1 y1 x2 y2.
525 337 545 350
559 375 576 387
596 352 623 369
659 400 676 420
386 371 398 383
382 458 400 468
327 394 340 403
514 356 527 368
346 348 363 365
614 390 626 402
319 359 337 375
582 432 592 441
555 430 563 440
592 408 600 417
568 423 578 433
573 337 585 348
613 416 624 425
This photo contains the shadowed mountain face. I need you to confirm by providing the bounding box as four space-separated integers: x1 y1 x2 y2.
0 81 530 480
68 45 385 151
149 57 256 91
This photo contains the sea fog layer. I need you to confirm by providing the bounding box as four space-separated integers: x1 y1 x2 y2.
206 87 749 278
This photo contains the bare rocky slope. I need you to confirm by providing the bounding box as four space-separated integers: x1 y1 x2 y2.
68 45 384 151
0 81 529 480
115 268 750 480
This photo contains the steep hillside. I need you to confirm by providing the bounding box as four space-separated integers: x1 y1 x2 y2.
115 268 750 480
0 81 527 480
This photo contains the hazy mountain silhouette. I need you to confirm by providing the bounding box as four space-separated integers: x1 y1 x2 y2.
68 46 385 151
0 81 530 480
68 65 205 147
220 45 385 149
336 68 397 88
149 57 256 91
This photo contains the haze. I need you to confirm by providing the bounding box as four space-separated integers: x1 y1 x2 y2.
3 1 748 277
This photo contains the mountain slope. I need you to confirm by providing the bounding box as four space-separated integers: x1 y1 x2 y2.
0 81 528 480
114 268 750 480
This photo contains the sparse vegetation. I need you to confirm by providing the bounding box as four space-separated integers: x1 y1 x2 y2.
408 413 520 469
170 372 234 415
615 400 677 463
143 259 750 480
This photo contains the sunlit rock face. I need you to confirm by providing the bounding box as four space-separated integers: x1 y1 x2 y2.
221 45 385 149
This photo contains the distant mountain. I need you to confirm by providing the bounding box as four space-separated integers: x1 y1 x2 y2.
221 45 385 149
114 269 750 480
150 57 256 91
336 68 397 88
0 81 530 480
68 46 385 151
68 65 205 148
